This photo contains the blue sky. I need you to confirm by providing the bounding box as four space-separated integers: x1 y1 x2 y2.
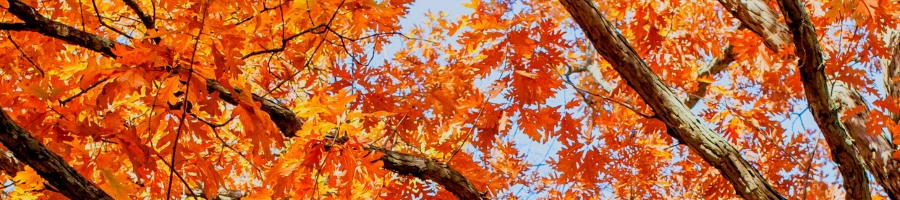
376 0 890 198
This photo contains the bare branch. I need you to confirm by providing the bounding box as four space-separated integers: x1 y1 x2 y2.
59 77 109 105
90 0 133 39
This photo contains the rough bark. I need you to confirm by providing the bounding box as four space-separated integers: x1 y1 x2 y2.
0 109 114 200
205 80 304 137
715 0 791 52
366 146 487 200
874 31 900 200
776 0 871 198
558 0 785 199
6 0 117 57
0 0 486 198
888 33 900 123
832 82 900 200
715 0 890 197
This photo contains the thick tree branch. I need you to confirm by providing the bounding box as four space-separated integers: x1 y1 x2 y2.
870 31 900 200
0 108 113 200
5 0 118 57
777 0 871 198
716 0 791 52
558 0 785 199
0 22 36 32
716 0 886 197
0 1 487 198
204 80 304 137
365 146 487 200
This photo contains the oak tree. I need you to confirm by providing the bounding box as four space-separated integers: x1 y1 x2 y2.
0 0 898 199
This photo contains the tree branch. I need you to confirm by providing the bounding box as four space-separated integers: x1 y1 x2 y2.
0 108 113 200
558 0 785 199
715 0 887 197
5 0 119 57
685 45 735 108
0 1 488 198
121 0 154 30
0 22 36 32
716 0 791 52
868 30 900 200
121 0 159 43
365 146 487 200
777 0 871 198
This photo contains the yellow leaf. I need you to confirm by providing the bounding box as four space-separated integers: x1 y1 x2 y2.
367 111 397 117
14 166 43 190
498 111 510 131
698 75 715 83
515 70 538 79
143 28 182 40
100 168 134 199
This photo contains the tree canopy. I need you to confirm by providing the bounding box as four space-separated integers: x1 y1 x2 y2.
0 0 898 199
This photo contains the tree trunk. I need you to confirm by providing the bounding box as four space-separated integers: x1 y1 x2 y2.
558 0 785 199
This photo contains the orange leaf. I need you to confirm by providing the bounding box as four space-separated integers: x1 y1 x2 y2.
515 70 538 79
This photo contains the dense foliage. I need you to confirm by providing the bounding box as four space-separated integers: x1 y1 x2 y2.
0 0 898 199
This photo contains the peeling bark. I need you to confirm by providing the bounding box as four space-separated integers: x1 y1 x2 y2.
558 0 785 199
0 0 487 198
873 31 900 200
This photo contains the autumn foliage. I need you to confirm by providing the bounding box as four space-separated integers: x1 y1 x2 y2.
0 0 899 199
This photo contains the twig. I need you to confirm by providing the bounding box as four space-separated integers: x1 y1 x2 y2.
59 77 109 105
166 0 209 198
5 30 43 77
91 0 134 39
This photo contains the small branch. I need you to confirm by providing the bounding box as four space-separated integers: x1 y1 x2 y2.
59 77 109 105
5 30 44 77
561 75 654 118
234 1 292 25
121 0 154 30
240 24 326 59
685 45 735 108
90 0 134 39
121 0 158 43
